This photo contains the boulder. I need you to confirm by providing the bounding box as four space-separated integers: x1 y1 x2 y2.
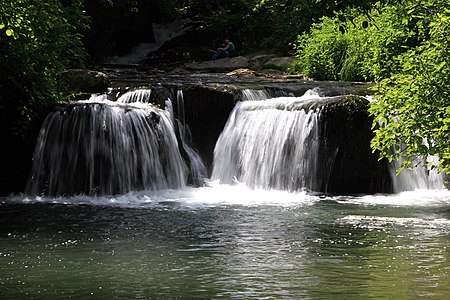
248 54 277 70
264 56 296 70
184 56 249 72
58 69 110 94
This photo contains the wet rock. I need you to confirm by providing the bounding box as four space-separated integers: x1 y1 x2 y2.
58 69 110 94
226 68 256 77
178 85 237 171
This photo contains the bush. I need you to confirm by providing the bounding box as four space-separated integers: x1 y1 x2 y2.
370 0 450 174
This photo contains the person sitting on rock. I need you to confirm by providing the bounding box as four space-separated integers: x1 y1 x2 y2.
211 38 235 60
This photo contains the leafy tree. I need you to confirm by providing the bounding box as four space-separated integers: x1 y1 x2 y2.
370 0 450 174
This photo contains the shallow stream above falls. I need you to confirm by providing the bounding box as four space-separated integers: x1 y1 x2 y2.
2 73 449 299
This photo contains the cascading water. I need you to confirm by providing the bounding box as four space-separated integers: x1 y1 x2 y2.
26 96 187 196
212 94 321 192
117 88 208 186
108 19 191 65
365 96 447 192
241 88 295 101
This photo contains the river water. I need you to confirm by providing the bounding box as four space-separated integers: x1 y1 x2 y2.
1 185 450 299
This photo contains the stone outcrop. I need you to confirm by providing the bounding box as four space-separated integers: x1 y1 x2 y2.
248 54 277 70
58 69 110 94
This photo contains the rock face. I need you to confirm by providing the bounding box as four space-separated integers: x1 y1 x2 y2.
248 54 277 70
182 55 296 73
58 69 110 94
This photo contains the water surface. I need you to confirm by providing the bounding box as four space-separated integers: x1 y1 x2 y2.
1 185 450 299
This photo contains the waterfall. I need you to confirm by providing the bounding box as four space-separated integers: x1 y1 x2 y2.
116 88 207 186
26 97 187 196
241 88 296 101
212 96 321 192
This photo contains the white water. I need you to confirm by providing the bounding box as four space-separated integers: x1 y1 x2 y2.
26 96 187 196
25 88 448 199
108 19 191 65
212 94 321 191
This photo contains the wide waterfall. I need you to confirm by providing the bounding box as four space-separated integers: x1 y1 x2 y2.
26 96 187 196
212 94 322 192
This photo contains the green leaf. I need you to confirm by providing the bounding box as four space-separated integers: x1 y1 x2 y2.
6 29 13 36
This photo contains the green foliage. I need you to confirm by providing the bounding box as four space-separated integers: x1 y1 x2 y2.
0 0 87 135
290 16 348 80
370 0 450 174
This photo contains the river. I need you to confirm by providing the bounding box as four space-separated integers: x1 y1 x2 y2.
1 185 450 299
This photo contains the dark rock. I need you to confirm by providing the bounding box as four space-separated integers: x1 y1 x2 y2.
313 96 392 194
58 69 110 94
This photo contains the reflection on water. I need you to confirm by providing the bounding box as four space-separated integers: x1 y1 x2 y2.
1 186 450 299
